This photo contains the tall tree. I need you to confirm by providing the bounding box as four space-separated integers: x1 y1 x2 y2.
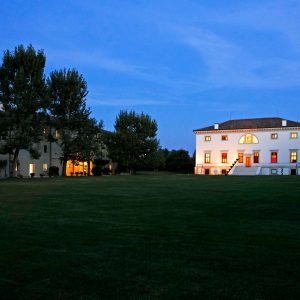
105 110 159 173
0 45 47 177
47 68 90 175
74 116 104 176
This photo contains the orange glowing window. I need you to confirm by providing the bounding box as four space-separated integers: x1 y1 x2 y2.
238 153 244 163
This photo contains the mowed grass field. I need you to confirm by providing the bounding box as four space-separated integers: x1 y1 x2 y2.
0 174 299 299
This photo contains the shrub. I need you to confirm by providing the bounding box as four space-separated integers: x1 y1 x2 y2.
92 166 102 176
49 166 59 176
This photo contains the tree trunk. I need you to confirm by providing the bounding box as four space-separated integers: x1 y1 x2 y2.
87 159 91 176
62 157 67 176
10 148 19 177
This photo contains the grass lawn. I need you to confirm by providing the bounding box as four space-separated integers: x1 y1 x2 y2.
0 174 299 299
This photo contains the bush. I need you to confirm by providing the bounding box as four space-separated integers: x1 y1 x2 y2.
92 166 102 176
49 166 59 176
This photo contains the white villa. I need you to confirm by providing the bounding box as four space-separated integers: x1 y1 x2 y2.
194 117 300 175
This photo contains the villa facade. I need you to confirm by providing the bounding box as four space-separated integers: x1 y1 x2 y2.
194 117 300 175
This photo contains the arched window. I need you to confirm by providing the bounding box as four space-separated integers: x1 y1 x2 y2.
239 134 258 144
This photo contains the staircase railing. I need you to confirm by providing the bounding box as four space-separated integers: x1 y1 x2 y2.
225 158 239 176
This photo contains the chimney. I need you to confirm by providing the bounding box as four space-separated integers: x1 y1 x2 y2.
214 123 219 130
282 119 287 127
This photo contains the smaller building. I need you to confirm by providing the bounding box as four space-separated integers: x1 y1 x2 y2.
194 117 300 175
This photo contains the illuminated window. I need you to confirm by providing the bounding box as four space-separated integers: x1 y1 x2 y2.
290 151 297 163
221 135 228 141
44 145 47 153
238 153 244 163
271 133 278 140
204 152 211 163
290 132 298 139
221 153 228 163
29 164 36 174
55 130 60 139
205 136 211 141
43 163 48 172
239 134 258 144
271 152 277 163
253 152 259 163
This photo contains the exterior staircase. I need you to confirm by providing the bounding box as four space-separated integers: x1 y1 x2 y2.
231 166 259 175
225 158 239 175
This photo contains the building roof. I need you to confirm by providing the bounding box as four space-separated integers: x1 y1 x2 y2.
194 117 300 132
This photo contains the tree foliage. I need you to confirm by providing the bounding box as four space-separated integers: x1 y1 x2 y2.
47 68 93 175
165 149 194 173
0 45 47 176
105 110 159 173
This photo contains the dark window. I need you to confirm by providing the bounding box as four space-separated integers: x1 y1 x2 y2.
221 169 227 175
253 152 259 163
221 135 228 141
44 145 47 153
291 169 297 175
204 169 210 175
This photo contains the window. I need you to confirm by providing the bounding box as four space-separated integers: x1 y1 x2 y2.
204 169 210 175
204 152 211 163
290 132 298 139
290 151 297 163
44 145 47 153
29 164 36 174
55 130 60 139
239 134 258 144
271 133 278 140
205 136 211 141
271 152 277 163
253 152 259 163
43 163 48 172
238 152 244 163
221 169 227 175
221 153 228 163
221 135 228 141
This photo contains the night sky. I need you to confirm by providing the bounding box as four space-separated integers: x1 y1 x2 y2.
1 0 300 153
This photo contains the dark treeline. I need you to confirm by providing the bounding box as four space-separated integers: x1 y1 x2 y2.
0 45 193 177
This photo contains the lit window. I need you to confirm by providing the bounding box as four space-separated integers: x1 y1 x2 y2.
204 153 211 163
271 152 277 163
238 153 244 163
253 152 259 163
221 135 228 141
55 130 60 139
29 164 36 174
271 133 278 140
239 134 258 144
221 153 227 163
290 132 298 139
205 136 211 141
43 163 48 172
290 151 297 163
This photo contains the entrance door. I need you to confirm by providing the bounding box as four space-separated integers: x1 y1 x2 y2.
245 156 251 167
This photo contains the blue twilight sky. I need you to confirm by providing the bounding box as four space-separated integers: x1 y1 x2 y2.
1 0 300 153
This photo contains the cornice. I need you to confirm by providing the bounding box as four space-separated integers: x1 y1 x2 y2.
193 127 300 134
